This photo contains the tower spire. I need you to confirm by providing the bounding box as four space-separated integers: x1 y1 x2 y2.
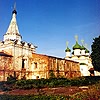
3 3 22 42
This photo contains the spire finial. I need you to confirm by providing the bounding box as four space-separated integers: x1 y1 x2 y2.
66 41 69 47
14 2 16 10
81 39 84 45
75 35 78 42
12 2 17 14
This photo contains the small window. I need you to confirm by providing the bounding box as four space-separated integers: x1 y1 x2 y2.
34 62 37 68
22 59 25 68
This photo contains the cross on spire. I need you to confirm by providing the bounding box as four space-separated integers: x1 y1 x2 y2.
75 35 78 42
66 41 69 47
14 2 16 10
12 2 17 14
81 39 84 45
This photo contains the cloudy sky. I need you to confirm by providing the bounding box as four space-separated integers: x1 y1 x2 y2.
0 0 100 57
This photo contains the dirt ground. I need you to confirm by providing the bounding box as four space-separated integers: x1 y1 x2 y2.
0 86 88 96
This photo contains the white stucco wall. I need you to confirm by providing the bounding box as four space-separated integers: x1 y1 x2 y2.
74 49 81 56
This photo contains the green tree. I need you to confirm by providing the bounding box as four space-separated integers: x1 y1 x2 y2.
91 36 100 72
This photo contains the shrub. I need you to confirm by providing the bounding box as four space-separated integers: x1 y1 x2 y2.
7 75 16 84
49 70 56 79
15 76 100 89
0 95 69 100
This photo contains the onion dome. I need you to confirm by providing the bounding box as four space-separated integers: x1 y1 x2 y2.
65 47 71 52
81 45 85 50
73 41 81 50
85 48 89 53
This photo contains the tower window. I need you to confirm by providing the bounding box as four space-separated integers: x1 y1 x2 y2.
34 62 37 68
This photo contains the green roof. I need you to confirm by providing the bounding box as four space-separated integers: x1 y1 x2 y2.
73 41 81 50
81 45 86 50
65 47 71 52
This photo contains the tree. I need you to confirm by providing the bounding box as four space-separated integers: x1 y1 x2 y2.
91 36 100 72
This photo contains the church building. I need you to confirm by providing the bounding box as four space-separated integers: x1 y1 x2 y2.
65 36 98 76
0 7 81 81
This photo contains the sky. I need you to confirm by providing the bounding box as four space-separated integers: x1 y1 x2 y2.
0 0 100 58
